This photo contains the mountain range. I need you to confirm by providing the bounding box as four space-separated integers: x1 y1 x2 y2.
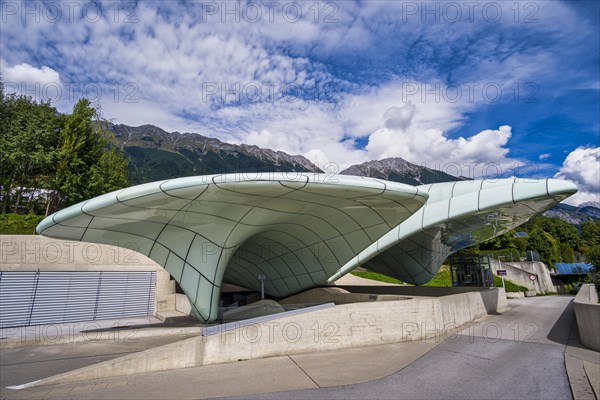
109 124 320 184
110 123 465 186
111 123 598 224
542 202 600 225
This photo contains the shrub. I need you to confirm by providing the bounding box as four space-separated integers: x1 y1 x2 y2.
0 214 44 234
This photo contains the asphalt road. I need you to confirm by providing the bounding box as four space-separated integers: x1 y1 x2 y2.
227 296 575 400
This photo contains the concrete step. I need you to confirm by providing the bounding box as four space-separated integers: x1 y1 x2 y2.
156 295 176 312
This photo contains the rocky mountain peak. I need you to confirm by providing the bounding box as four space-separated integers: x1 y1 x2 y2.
341 157 462 186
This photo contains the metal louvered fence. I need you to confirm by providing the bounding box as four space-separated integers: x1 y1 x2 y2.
0 271 156 328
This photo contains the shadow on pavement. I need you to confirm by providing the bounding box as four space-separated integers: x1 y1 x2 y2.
546 298 578 346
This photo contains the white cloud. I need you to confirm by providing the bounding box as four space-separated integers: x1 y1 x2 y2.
2 62 59 85
539 153 551 160
554 147 600 205
1 62 61 99
217 79 521 178
383 102 416 130
366 124 513 176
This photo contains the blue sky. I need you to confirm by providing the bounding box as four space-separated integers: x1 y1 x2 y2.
1 0 598 204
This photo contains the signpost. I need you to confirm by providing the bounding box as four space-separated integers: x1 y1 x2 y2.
497 270 507 289
529 274 537 293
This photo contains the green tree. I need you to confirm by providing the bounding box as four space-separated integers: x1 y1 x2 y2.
89 147 129 195
0 84 62 214
513 236 528 253
559 242 575 263
47 99 102 212
587 245 600 269
526 216 580 249
582 220 600 247
527 227 560 266
479 230 516 251
46 99 129 214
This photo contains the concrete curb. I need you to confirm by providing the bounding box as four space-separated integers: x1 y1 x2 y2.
565 354 598 400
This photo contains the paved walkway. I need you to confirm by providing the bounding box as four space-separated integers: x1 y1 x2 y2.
0 334 197 389
565 318 600 400
1 296 598 400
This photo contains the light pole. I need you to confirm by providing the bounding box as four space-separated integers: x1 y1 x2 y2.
257 274 266 300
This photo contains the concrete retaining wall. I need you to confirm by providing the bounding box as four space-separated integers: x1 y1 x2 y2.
0 235 176 314
21 287 507 387
339 285 501 297
175 294 192 315
574 284 600 351
490 259 554 294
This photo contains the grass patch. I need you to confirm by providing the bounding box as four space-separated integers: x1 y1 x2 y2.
423 266 453 287
492 276 529 292
350 271 403 284
0 214 44 234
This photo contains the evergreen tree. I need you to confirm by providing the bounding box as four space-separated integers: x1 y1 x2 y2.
46 99 129 213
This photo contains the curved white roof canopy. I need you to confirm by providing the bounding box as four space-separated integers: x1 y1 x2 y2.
327 178 578 285
37 173 428 322
37 174 577 322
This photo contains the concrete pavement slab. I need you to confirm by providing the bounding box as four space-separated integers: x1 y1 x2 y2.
289 341 438 387
1 355 318 400
0 334 196 387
